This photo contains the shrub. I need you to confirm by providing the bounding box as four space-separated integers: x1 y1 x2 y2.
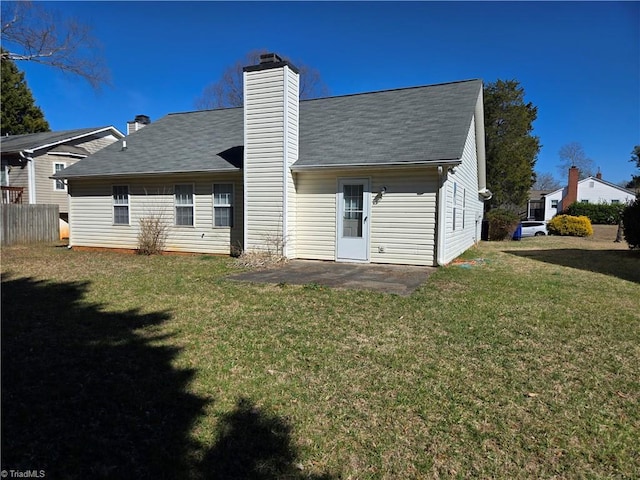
485 208 519 241
137 214 169 255
565 202 625 225
622 198 640 249
547 215 593 237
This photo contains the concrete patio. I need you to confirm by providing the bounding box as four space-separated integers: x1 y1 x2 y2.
228 260 436 296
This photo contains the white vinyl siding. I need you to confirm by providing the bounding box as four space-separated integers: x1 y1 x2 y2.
296 168 438 266
112 185 130 225
243 65 298 255
439 116 484 264
68 174 243 254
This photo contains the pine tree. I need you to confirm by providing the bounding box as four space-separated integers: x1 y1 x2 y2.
484 79 540 211
1 55 50 136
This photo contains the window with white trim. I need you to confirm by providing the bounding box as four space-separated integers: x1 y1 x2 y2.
54 163 66 191
611 199 620 204
175 184 194 226
112 186 129 225
462 187 466 229
551 199 559 208
452 182 458 231
213 183 233 227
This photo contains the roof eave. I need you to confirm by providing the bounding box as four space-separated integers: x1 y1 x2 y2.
55 167 242 180
24 126 125 154
290 159 462 172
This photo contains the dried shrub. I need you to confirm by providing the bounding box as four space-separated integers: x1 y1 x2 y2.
137 214 169 255
547 214 593 237
234 251 288 269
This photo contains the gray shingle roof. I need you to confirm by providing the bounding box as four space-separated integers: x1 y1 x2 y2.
296 79 481 169
57 108 244 178
57 79 481 178
0 127 121 154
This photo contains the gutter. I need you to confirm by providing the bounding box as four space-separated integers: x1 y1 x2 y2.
291 159 461 172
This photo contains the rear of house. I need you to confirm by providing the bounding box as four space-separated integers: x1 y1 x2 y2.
57 54 491 266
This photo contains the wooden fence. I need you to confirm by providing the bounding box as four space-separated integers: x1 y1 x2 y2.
1 204 60 246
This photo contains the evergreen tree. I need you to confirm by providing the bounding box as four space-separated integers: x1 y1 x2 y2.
1 55 50 135
484 79 541 211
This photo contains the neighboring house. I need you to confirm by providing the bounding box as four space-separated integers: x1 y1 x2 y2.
526 189 552 220
1 127 125 235
537 167 636 221
55 53 492 266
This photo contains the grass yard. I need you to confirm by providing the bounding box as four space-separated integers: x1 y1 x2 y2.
2 227 639 479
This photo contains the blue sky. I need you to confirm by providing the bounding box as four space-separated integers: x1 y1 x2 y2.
15 1 640 184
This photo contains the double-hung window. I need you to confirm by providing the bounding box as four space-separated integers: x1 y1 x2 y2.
213 184 233 227
175 184 194 226
112 186 130 225
54 163 66 191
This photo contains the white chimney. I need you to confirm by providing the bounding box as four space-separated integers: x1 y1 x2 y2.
126 115 150 135
242 53 300 257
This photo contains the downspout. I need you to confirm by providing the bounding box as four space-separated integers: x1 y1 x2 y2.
242 70 249 253
436 165 447 266
475 86 492 200
20 151 36 204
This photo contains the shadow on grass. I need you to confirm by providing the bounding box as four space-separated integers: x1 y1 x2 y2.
505 248 640 284
1 275 332 479
201 397 334 479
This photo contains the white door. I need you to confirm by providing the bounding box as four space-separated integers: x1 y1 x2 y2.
337 179 370 262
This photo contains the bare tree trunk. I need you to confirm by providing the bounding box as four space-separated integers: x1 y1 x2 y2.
614 220 624 243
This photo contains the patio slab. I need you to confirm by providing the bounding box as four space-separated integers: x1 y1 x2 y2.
228 260 436 296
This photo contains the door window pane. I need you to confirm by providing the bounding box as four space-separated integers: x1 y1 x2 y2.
343 184 363 237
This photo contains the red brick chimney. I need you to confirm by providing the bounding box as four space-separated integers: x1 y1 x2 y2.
563 166 580 210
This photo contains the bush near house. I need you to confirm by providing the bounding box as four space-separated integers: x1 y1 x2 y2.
565 201 625 225
548 214 593 237
485 208 519 240
622 198 640 249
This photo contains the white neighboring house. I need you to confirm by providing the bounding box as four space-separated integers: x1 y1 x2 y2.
543 167 636 221
55 53 492 266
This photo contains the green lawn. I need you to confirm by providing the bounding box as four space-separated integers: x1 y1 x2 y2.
2 231 639 479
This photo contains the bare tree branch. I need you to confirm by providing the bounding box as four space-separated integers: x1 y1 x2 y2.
557 142 595 179
533 172 561 191
1 2 109 89
195 50 329 110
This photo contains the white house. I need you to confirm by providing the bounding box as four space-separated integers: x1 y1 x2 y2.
543 166 636 221
54 53 492 266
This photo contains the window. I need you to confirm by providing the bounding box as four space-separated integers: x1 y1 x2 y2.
580 199 589 204
175 184 194 226
462 187 466 229
551 199 559 208
589 181 595 188
611 199 620 204
452 182 457 231
112 186 129 225
54 163 66 191
213 184 233 227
